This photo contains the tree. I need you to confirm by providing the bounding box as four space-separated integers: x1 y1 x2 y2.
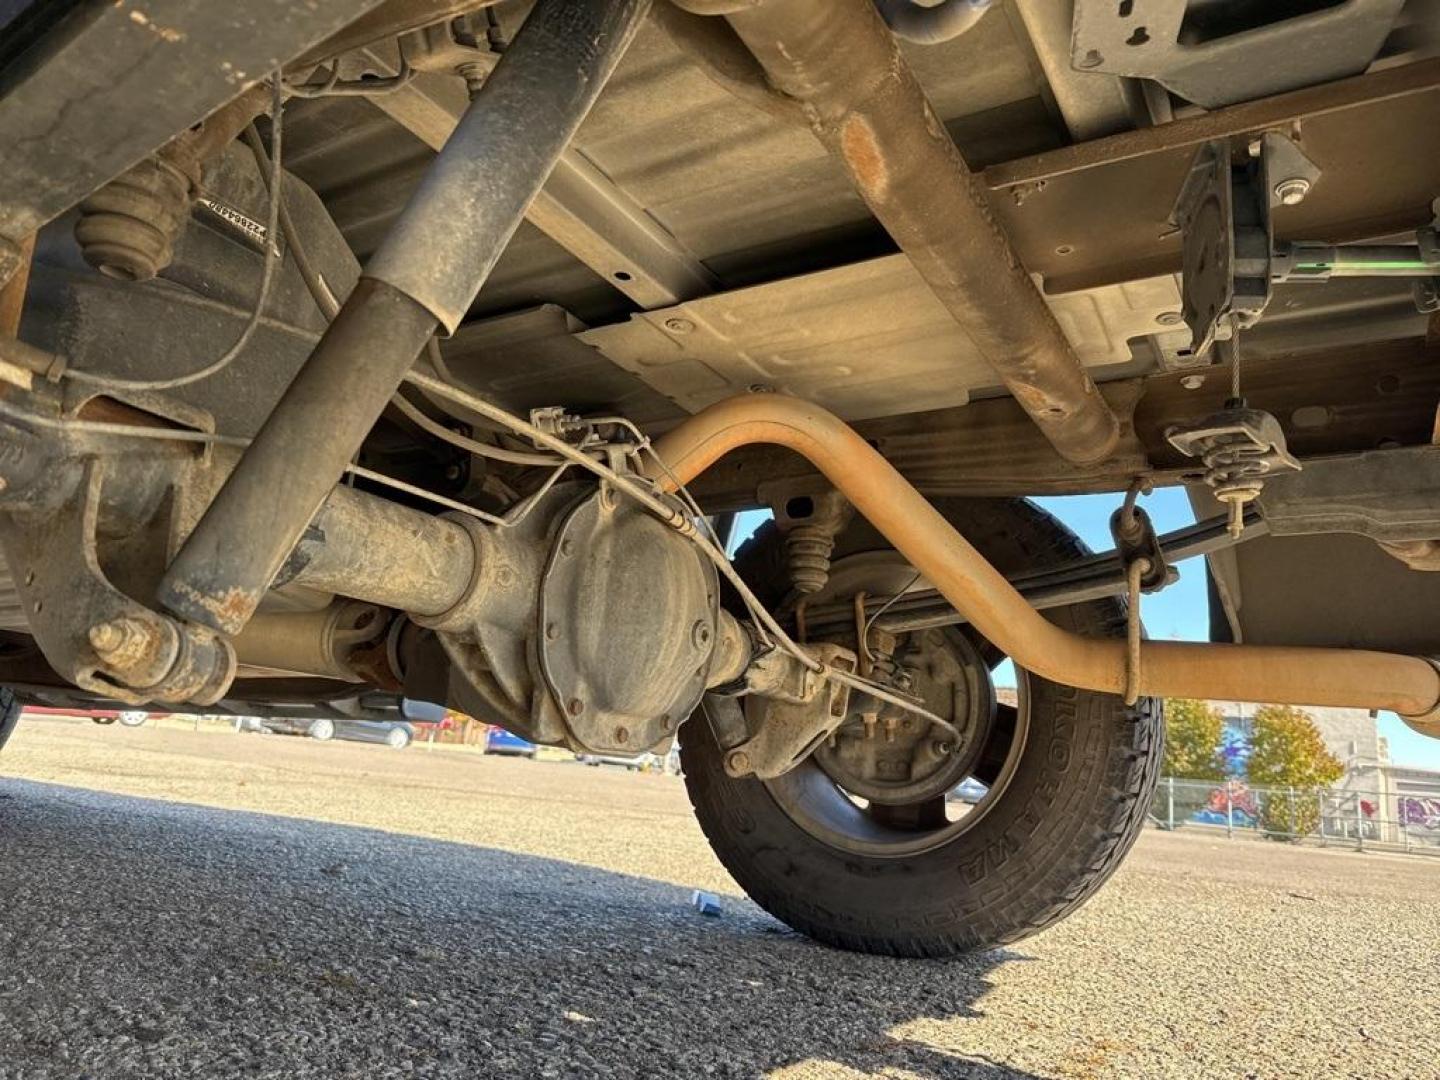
1246 705 1344 840
1160 698 1225 780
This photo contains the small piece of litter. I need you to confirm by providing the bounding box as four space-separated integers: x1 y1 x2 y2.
692 889 722 917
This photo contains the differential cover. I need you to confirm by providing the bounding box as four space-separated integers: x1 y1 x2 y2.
536 487 719 755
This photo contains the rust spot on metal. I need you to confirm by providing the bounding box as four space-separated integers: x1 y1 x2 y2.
839 115 889 198
1010 383 1067 419
348 638 402 691
166 578 260 634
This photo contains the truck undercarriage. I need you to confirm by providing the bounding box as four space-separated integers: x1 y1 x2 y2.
1 0 1437 955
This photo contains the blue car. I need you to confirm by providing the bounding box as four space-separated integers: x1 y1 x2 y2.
484 725 536 758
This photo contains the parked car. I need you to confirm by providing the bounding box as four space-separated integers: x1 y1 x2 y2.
259 715 415 750
484 725 536 758
22 706 159 728
578 752 660 773
950 777 989 805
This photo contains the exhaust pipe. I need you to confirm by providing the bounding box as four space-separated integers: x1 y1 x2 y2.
671 0 1122 466
648 394 1440 730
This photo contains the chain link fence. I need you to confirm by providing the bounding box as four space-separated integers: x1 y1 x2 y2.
1148 777 1440 856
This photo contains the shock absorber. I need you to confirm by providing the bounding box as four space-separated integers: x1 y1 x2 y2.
158 0 654 639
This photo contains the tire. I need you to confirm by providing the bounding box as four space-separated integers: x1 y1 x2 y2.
385 726 411 750
117 711 148 728
681 497 1163 957
308 717 336 742
0 687 21 753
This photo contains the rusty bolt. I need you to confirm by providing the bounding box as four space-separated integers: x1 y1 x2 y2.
88 617 152 657
88 616 165 673
614 725 629 744
1274 177 1311 206
725 749 751 775
567 697 585 717
88 620 126 655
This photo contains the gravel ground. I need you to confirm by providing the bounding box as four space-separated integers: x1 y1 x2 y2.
1 718 1437 1079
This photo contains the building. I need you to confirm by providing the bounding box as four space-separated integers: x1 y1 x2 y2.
1387 763 1440 848
1208 700 1386 791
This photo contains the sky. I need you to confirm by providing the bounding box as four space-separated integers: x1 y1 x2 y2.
731 492 1440 771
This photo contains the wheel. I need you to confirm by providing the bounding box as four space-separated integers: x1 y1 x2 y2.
0 688 21 753
385 726 411 750
680 497 1163 957
91 715 116 725
308 717 336 742
117 711 148 728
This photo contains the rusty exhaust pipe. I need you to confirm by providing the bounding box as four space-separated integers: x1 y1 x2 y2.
647 394 1440 729
671 0 1122 466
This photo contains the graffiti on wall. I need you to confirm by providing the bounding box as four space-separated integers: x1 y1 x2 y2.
1191 780 1259 827
1399 796 1440 834
1218 720 1253 777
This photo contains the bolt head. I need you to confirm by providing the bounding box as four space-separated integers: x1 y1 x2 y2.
567 697 584 717
1180 374 1206 390
1274 177 1311 206
88 620 125 654
1156 311 1184 327
725 749 751 774
663 317 694 334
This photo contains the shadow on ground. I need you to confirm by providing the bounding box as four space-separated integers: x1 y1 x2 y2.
0 778 1040 1079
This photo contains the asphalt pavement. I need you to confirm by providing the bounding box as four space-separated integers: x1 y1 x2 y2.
1 719 1437 1079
